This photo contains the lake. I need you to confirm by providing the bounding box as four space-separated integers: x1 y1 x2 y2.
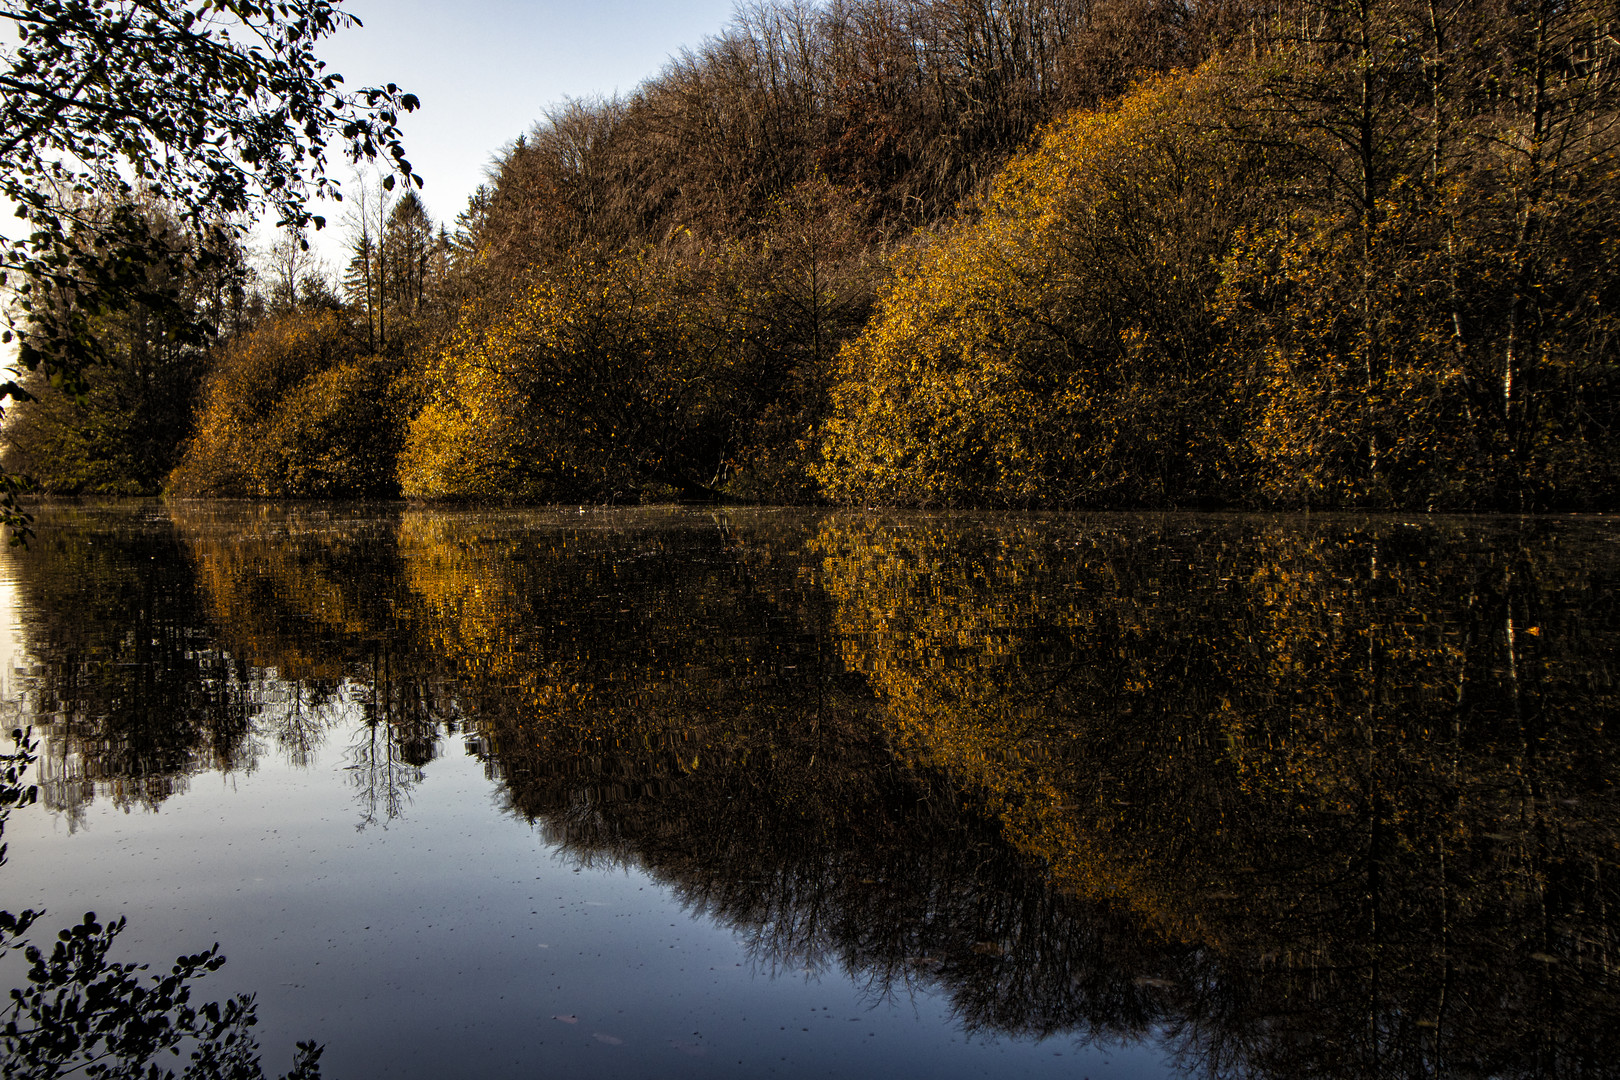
2 503 1616 1078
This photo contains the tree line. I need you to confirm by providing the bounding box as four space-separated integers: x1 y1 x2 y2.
7 0 1618 509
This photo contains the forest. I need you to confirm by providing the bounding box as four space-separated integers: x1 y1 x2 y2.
6 0 1618 510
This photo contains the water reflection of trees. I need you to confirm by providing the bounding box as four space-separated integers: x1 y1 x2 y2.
4 504 460 822
8 504 1618 1077
809 513 1620 1078
344 646 448 827
172 504 464 827
395 509 1183 1042
400 509 1620 1075
3 507 258 819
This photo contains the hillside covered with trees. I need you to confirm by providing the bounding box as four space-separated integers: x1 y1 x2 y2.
8 0 1618 510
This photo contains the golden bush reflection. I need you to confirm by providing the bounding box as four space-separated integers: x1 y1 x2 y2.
6 505 1616 1075
810 513 1620 1072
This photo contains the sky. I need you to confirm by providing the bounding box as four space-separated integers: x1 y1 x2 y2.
0 0 744 363
267 0 743 271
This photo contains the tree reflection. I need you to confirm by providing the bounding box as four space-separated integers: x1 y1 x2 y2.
171 504 463 828
3 507 258 820
400 507 1620 1075
809 513 1620 1077
401 510 1182 1041
6 504 1617 1077
255 678 343 770
343 647 450 829
344 716 419 828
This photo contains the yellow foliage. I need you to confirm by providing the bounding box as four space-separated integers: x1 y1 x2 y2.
816 67 1259 508
399 248 752 502
168 309 404 498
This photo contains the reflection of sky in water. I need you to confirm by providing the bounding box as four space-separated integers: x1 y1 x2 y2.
0 512 1169 1079
3 505 1616 1079
2 704 1163 1079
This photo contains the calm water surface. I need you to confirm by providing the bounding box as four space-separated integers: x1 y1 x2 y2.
1 503 1616 1078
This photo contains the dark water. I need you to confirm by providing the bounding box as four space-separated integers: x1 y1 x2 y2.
2 503 1617 1078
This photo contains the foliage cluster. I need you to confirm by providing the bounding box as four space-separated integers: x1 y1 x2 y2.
1 200 252 495
401 248 745 502
819 0 1620 508
399 0 1213 503
167 308 403 497
400 175 878 503
393 0 1620 509
818 71 1260 506
8 0 1617 509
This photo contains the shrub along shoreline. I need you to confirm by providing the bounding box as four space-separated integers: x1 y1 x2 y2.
8 0 1617 512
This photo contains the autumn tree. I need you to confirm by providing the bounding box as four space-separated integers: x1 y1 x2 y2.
2 198 251 494
341 174 394 353
1220 0 1620 506
400 246 753 502
169 308 403 498
264 223 318 311
385 190 437 323
816 70 1263 507
730 176 881 499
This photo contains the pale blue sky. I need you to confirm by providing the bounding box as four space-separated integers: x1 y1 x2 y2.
298 0 742 265
0 0 742 327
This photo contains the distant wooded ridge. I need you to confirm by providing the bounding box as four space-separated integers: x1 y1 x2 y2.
7 0 1617 510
